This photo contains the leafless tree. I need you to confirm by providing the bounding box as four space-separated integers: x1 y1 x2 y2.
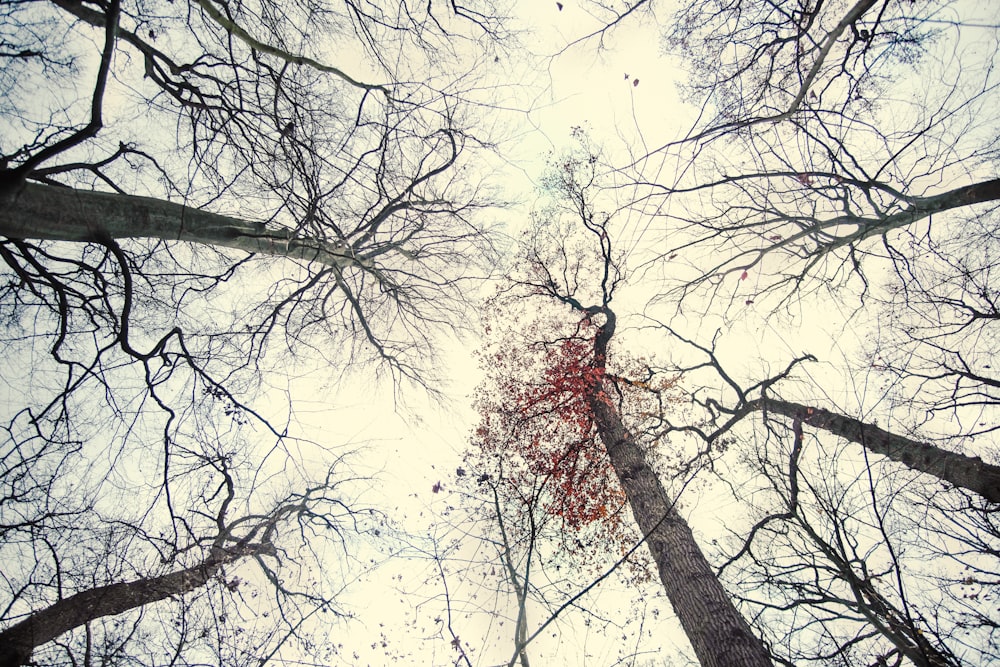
638 325 1000 665
621 0 998 307
1 426 382 666
720 420 971 667
0 0 506 664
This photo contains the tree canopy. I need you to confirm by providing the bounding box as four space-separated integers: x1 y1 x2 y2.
2 0 999 665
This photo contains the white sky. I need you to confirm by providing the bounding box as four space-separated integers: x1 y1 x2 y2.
282 5 710 664
304 2 1000 662
6 1 997 665
276 3 929 664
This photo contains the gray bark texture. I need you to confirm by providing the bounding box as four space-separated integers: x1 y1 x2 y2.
753 397 1000 504
588 308 774 667
0 544 264 667
0 183 370 270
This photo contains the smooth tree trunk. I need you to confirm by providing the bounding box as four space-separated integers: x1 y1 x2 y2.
748 397 1000 504
871 176 1000 239
0 183 372 270
847 176 1000 244
0 544 267 667
785 176 1000 259
588 307 774 667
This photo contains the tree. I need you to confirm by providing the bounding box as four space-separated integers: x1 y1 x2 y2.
467 147 775 667
719 415 969 667
0 415 383 667
0 0 505 663
644 328 1000 505
636 326 999 664
592 3 1000 659
419 350 687 667
636 0 1000 303
453 311 661 666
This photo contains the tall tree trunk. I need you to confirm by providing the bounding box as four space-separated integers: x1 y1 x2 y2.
0 183 371 270
748 397 1000 503
839 176 1000 249
588 308 774 667
0 544 266 667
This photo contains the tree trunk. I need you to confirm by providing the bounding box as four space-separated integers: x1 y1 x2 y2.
589 309 773 667
851 176 1000 247
0 183 371 270
751 397 1000 503
0 544 264 667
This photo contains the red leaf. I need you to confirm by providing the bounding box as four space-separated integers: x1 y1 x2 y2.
740 271 749 281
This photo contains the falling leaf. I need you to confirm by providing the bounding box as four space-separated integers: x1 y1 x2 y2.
740 271 749 281
624 73 629 79
432 481 442 493
455 467 466 477
633 78 639 87
556 1 563 9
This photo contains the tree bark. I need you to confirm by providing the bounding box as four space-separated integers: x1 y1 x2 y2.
750 397 1000 504
588 308 774 667
843 176 1000 249
0 544 265 667
0 183 372 270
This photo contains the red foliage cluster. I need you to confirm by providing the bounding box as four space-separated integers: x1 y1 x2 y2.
474 321 626 531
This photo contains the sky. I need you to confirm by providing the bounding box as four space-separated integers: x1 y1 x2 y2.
298 3 1000 663
274 5 712 664
4 0 998 666
251 3 926 664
